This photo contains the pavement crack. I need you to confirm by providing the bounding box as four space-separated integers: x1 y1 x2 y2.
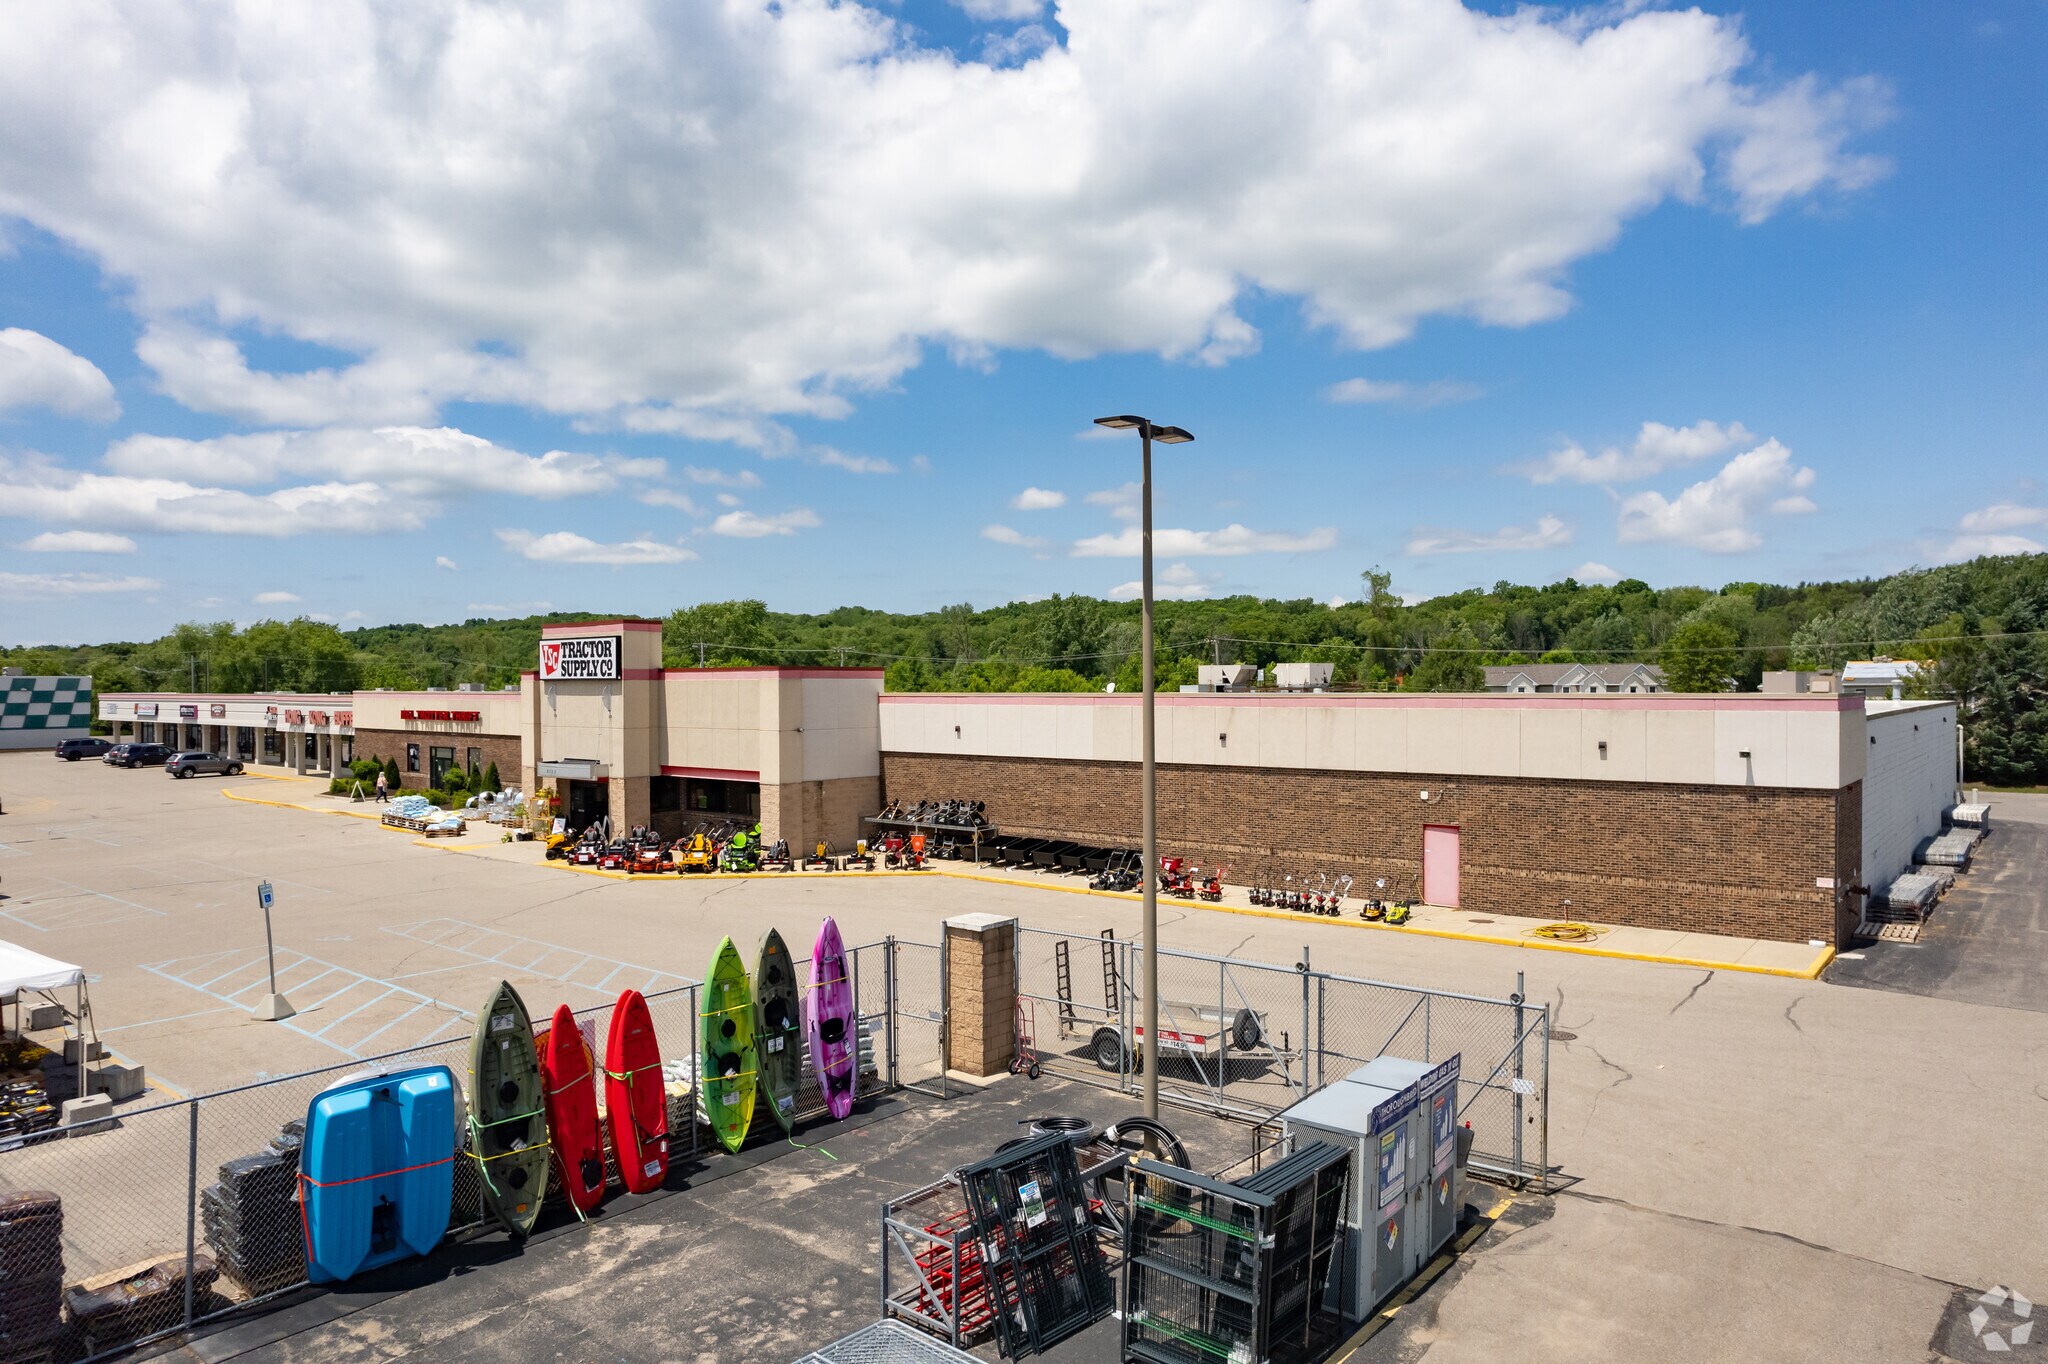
1783 995 1805 1034
1668 969 1714 1015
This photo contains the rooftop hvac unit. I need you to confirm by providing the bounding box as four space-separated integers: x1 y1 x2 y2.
458 683 484 692
1272 662 1334 691
1196 664 1255 693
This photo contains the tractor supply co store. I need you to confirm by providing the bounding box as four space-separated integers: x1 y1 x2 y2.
350 689 524 793
878 691 1959 947
97 694 354 773
521 621 883 854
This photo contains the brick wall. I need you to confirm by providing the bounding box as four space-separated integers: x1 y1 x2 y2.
884 752 1856 945
352 728 522 791
945 916 1017 1076
764 775 880 856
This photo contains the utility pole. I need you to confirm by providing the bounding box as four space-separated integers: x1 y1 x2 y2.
698 642 706 667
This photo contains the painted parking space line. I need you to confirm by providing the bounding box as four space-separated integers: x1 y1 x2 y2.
381 917 697 996
141 946 476 1059
0 876 170 932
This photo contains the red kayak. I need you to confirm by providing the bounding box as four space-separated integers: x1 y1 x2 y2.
537 1004 606 1215
605 989 669 1194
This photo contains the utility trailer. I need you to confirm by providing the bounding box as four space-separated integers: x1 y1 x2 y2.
1088 998 1265 1072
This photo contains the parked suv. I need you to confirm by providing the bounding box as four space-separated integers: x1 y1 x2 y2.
54 737 113 761
166 751 243 779
105 742 171 768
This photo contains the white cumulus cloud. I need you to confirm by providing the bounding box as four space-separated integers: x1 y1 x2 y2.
1523 420 1754 485
253 590 301 604
0 329 120 421
1011 487 1066 511
1326 378 1482 409
637 489 702 514
682 466 764 489
1108 562 1214 601
1572 561 1622 583
1932 503 2048 563
710 508 822 538
496 529 698 564
982 524 1047 549
1616 440 1816 552
0 452 409 537
1406 515 1572 557
1073 525 1336 558
0 570 159 599
0 2 1885 436
17 530 137 553
105 426 652 501
434 556 459 571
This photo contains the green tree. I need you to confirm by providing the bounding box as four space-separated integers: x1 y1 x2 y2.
483 761 502 792
384 756 403 788
1661 619 1740 692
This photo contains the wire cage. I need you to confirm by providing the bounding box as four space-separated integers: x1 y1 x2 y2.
1122 1145 1351 1364
957 1132 1115 1357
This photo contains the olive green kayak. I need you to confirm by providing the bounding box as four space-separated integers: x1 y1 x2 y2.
467 980 550 1235
754 928 802 1134
703 936 758 1154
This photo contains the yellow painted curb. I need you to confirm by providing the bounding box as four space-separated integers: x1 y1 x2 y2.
931 868 1834 980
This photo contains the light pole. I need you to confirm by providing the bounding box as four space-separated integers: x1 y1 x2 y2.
1094 413 1193 1119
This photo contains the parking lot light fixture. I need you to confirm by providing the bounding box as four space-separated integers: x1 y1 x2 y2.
1092 412 1193 1118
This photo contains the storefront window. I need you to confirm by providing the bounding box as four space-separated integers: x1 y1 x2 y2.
650 776 682 813
139 722 155 742
264 728 280 757
406 743 420 772
466 747 482 776
430 746 455 787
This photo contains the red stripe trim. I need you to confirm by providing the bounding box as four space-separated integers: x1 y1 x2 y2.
878 692 1860 712
663 667 884 679
540 620 661 634
661 765 760 781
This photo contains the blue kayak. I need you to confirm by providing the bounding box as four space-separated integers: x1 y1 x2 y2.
301 1065 457 1283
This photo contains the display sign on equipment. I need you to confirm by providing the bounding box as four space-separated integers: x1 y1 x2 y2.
539 635 623 681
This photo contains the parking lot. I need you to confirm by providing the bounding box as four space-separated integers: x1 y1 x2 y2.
3 752 2045 1362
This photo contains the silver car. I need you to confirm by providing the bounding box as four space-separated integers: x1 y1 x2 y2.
165 751 244 778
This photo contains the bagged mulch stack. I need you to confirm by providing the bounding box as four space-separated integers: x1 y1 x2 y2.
0 1190 64 1357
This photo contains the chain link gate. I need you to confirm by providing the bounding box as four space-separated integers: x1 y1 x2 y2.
1017 928 1551 1187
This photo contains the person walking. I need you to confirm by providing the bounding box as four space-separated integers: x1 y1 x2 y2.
375 770 389 803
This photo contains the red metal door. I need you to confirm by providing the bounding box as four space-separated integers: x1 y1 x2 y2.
1422 825 1460 908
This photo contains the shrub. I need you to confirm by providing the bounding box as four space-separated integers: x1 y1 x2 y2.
384 756 403 788
351 757 382 780
444 767 470 795
328 777 352 795
483 761 501 793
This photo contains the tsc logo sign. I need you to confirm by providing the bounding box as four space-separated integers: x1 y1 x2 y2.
539 635 622 681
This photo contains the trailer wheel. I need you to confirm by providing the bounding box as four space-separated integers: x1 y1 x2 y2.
1231 1010 1263 1051
1090 1027 1123 1072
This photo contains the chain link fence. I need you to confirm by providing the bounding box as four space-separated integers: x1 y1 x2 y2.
0 939 923 1362
1017 928 1550 1187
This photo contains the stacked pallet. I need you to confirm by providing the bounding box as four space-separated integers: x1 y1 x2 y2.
200 1122 306 1297
1914 830 1977 869
0 1191 64 1361
1948 802 1991 830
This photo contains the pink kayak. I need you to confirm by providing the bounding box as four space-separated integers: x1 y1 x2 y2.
806 917 859 1120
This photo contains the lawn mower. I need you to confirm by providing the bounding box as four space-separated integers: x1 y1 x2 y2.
1090 850 1134 891
719 826 760 872
568 834 605 867
625 840 671 874
759 838 792 871
544 825 581 860
597 841 631 871
802 840 838 871
675 827 717 873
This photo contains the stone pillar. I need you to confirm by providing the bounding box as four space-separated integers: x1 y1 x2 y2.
944 913 1017 1078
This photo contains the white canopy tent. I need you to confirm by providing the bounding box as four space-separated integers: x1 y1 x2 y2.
0 939 91 1099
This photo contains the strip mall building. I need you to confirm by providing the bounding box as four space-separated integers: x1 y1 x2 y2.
99 619 1959 946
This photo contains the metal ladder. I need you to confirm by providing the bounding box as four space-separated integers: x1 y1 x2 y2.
1053 940 1076 1038
1100 928 1119 1015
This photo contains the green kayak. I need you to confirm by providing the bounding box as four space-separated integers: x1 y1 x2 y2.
703 937 758 1154
754 928 802 1134
467 979 550 1235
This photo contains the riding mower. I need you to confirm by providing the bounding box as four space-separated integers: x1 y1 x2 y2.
597 841 632 871
675 828 716 873
719 827 760 872
544 826 580 860
625 840 672 874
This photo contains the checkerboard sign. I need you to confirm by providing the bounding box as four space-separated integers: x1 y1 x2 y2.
0 674 93 733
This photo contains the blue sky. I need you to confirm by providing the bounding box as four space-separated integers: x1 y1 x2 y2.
1 0 2043 644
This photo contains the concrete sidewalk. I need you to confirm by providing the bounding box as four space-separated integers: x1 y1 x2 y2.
929 861 1835 979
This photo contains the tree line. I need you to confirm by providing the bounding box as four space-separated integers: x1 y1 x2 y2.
6 551 2044 784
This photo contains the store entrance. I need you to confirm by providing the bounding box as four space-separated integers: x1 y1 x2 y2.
562 779 607 834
